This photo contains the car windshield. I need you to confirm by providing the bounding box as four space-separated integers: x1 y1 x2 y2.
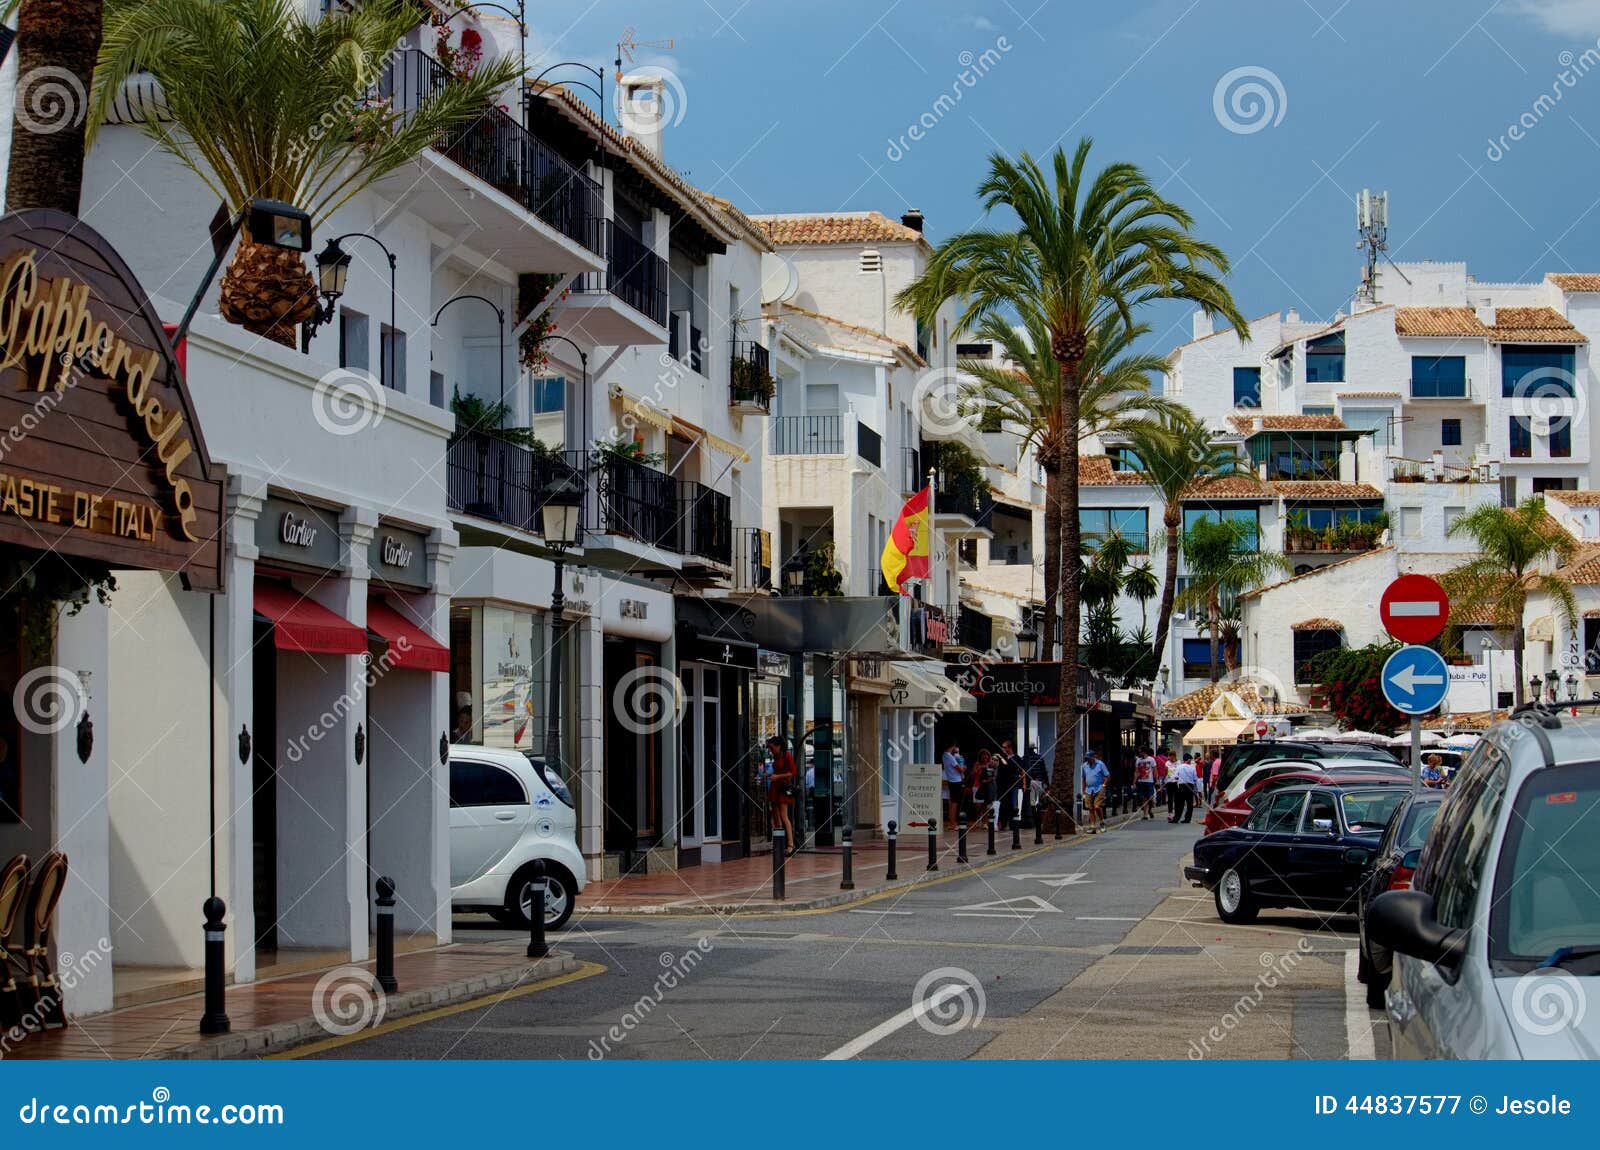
1399 801 1441 851
1340 789 1404 835
1490 762 1600 967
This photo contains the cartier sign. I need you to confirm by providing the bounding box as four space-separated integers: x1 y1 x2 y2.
0 210 223 589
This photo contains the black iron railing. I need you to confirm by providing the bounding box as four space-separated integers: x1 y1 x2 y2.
446 431 585 535
770 414 843 455
676 480 733 565
384 51 601 253
734 527 772 591
729 340 772 411
956 604 993 652
578 220 668 327
595 453 677 547
934 477 994 528
857 422 882 468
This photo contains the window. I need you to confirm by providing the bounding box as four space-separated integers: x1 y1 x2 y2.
531 377 565 414
1233 366 1261 408
1490 763 1600 964
1247 791 1306 833
1301 791 1338 833
1397 506 1422 537
1426 755 1509 932
379 325 406 390
1080 507 1148 551
1440 418 1462 446
1304 332 1345 382
1444 505 1465 532
1500 475 1517 507
955 342 994 359
1302 405 1335 417
1342 407 1392 449
448 760 528 807
1501 345 1576 398
1549 416 1572 458
1109 446 1143 472
1532 476 1578 494
1292 628 1341 684
430 370 445 408
1509 416 1532 458
1181 638 1212 679
1183 506 1259 550
1410 355 1467 398
1285 504 1384 531
338 309 369 372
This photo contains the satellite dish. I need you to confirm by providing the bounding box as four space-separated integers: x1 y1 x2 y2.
760 252 799 305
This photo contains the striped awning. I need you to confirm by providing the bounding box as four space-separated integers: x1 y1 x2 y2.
611 388 674 432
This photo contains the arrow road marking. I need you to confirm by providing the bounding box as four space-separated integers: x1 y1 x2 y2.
1388 601 1441 616
1007 872 1093 888
951 894 1062 914
1388 663 1445 695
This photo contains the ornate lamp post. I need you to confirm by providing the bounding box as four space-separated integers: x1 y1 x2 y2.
539 476 584 768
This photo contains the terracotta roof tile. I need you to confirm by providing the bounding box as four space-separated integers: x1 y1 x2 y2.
1395 307 1489 338
1078 455 1153 486
1548 273 1600 292
1394 305 1585 343
1545 489 1600 507
1291 618 1344 631
1337 390 1401 398
1269 481 1384 499
751 212 930 248
1228 414 1348 434
772 303 925 366
697 191 775 251
1556 545 1600 586
1158 680 1314 720
1239 545 1393 600
1182 474 1272 500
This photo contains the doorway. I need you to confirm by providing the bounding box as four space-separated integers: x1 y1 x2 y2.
678 665 721 859
250 618 278 954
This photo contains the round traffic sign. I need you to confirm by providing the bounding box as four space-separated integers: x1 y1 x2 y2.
1255 720 1269 737
1379 574 1449 644
1381 645 1450 716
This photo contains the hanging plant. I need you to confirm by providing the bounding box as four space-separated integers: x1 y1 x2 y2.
517 273 568 375
0 548 118 665
730 351 775 400
449 387 549 451
805 541 844 597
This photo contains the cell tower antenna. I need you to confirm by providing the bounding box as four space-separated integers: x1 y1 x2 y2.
1355 188 1390 304
616 26 676 80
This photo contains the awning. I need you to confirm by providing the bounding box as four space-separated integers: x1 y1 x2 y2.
610 387 674 432
669 413 751 464
887 660 977 713
1181 717 1253 745
254 583 367 656
366 601 450 673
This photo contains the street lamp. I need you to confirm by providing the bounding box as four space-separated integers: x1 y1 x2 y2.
1546 669 1561 703
781 545 809 596
539 471 584 769
303 235 398 377
173 198 313 346
1016 622 1039 780
1566 673 1579 702
1529 673 1542 703
432 294 507 410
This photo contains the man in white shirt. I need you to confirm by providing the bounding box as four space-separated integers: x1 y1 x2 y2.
1170 756 1199 824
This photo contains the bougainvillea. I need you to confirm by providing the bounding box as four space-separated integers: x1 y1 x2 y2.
1310 641 1405 736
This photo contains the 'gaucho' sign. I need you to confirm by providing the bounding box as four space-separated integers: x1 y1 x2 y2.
0 210 223 590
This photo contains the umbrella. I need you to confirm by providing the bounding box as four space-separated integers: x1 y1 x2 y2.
1329 729 1387 743
1383 729 1444 748
1442 733 1481 750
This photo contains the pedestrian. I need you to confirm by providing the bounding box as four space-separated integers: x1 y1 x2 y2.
942 741 966 826
1155 748 1170 810
1165 754 1183 816
1081 750 1110 833
1025 744 1048 828
1422 754 1445 789
765 735 798 853
963 750 986 825
1171 754 1198 824
1134 747 1157 819
997 739 1023 829
1208 748 1222 805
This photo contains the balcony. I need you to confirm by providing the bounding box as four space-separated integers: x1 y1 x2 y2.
771 414 845 456
729 340 773 414
594 453 678 551
563 220 670 345
857 422 882 468
933 476 995 539
677 480 733 567
942 602 993 653
376 51 605 271
734 527 773 592
1408 378 1474 401
446 431 585 536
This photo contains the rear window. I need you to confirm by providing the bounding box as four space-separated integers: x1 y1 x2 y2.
1398 802 1441 851
1340 789 1404 835
1490 762 1600 969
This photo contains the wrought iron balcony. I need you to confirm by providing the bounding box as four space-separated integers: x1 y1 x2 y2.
594 452 678 549
676 480 733 566
734 527 773 592
934 477 994 528
446 431 586 535
729 340 773 413
576 220 668 327
771 414 844 455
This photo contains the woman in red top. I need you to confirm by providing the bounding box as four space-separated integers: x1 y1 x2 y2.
766 736 797 853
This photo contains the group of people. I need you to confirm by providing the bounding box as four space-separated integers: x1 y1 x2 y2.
941 740 1049 830
1128 747 1221 824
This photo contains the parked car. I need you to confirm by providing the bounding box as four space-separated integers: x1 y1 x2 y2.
449 745 585 930
1355 789 1444 1007
1214 739 1399 796
1202 769 1409 836
1368 713 1600 1058
1185 783 1407 923
1218 757 1409 806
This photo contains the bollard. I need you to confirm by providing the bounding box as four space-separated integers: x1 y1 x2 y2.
1011 816 1022 850
526 860 549 959
926 819 938 871
375 876 398 993
885 820 898 881
1054 800 1064 840
957 810 969 863
840 826 855 891
772 828 787 901
1035 806 1044 846
199 897 230 1036
987 808 997 856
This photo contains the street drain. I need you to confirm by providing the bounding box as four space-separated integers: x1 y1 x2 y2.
1112 945 1203 956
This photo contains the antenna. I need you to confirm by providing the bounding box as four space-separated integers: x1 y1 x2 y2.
1355 188 1389 304
615 26 676 80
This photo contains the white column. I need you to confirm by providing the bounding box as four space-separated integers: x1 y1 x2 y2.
576 604 605 877
222 474 264 983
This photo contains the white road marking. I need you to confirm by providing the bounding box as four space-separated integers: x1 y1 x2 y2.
1344 949 1376 1060
950 894 1061 914
953 912 1039 920
822 983 967 1060
848 909 913 916
1009 872 1093 888
1075 916 1140 922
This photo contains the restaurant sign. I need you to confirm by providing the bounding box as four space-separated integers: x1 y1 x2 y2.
0 210 223 589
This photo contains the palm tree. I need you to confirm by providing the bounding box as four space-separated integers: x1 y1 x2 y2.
899 141 1245 827
1441 497 1578 706
87 0 521 344
1175 517 1289 683
1122 408 1241 668
4 0 104 214
1123 561 1159 632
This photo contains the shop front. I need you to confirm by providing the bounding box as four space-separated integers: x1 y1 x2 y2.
939 660 1114 781
673 598 757 866
597 580 674 873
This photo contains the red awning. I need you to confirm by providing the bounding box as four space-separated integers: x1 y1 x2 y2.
366 601 450 673
254 583 368 656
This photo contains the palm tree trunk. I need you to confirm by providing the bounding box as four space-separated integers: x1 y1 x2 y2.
1149 511 1181 667
1208 597 1221 684
5 0 104 215
1040 464 1060 663
1049 366 1083 834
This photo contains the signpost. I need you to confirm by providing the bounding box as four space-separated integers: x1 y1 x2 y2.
900 761 942 838
1378 574 1450 791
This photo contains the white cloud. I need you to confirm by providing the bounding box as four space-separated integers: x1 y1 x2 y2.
964 15 1000 33
1506 0 1600 37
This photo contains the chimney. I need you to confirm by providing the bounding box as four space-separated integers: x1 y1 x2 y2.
618 74 667 157
901 209 924 233
1192 311 1213 340
1476 299 1496 326
1285 308 1300 323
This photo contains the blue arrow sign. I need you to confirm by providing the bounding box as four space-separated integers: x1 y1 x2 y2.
1381 645 1450 715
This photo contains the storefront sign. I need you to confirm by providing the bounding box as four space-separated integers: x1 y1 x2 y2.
255 496 343 571
899 761 942 831
684 634 757 670
368 524 429 590
0 210 223 588
620 598 649 619
757 650 790 678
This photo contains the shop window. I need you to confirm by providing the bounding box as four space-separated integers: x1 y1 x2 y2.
1181 638 1212 679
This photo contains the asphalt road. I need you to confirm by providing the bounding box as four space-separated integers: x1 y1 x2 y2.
301 815 1387 1060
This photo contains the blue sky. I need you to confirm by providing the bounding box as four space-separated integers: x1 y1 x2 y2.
532 0 1600 353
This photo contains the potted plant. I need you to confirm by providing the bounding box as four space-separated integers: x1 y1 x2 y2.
730 352 776 403
590 437 666 470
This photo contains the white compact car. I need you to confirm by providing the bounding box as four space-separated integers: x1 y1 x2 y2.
449 745 585 930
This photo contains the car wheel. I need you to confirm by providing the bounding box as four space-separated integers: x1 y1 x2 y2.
505 863 576 932
1214 865 1258 924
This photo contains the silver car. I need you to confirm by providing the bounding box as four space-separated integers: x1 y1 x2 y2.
1368 710 1600 1059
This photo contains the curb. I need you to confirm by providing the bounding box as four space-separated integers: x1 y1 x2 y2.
575 810 1147 918
156 951 579 1060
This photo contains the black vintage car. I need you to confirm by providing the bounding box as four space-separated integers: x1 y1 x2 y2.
1354 788 1443 1007
1184 784 1407 924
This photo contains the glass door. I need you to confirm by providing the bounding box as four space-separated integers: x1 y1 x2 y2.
680 665 703 846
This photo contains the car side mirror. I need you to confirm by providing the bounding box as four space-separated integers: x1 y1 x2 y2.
1400 848 1421 870
1312 818 1334 832
1366 890 1465 968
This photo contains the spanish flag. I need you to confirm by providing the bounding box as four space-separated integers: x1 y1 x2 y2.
880 486 931 594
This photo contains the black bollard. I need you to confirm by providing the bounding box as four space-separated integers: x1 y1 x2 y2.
1035 807 1044 846
199 897 230 1036
885 820 898 881
526 860 549 959
772 828 787 900
375 876 398 993
926 819 938 871
840 827 855 891
1011 815 1022 850
987 808 997 856
957 810 969 863
1054 800 1064 840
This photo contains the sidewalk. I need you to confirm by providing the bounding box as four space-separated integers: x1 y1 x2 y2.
1 940 580 1061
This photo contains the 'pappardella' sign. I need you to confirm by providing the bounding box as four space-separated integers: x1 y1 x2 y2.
0 210 223 589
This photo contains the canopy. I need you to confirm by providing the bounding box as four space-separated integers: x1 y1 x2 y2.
1182 717 1253 745
1442 733 1481 750
1382 729 1444 748
1328 729 1388 743
366 601 450 673
888 660 976 713
254 583 367 656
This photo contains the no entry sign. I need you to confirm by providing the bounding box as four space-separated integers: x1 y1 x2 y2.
1379 574 1449 645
